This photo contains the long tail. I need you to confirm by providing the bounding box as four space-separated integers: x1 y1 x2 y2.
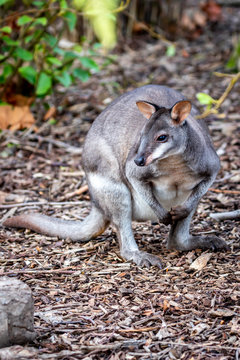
3 207 109 241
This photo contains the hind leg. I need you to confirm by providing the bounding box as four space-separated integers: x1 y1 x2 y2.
88 173 162 268
167 208 229 251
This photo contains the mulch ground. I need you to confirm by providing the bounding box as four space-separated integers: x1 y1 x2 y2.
0 5 240 360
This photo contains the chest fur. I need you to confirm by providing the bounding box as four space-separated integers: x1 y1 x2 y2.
131 156 201 222
152 156 201 210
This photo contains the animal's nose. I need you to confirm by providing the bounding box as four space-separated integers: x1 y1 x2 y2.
134 155 145 166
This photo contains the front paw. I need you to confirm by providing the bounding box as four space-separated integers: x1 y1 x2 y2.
122 250 162 269
161 211 172 225
170 206 190 222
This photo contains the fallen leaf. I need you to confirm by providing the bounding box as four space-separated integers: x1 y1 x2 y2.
44 106 56 121
5 93 34 106
190 252 212 271
35 311 63 325
0 105 35 130
191 322 210 335
202 0 222 22
143 309 153 316
230 318 240 334
156 320 173 340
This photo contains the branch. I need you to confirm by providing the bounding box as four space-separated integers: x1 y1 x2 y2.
210 210 240 221
196 72 240 119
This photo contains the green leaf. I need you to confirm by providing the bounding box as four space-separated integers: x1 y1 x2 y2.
0 64 13 83
0 0 10 5
43 33 58 48
33 0 44 7
2 36 19 46
33 17 47 26
48 118 57 125
60 0 68 9
226 56 236 70
64 11 77 32
63 51 79 61
73 68 90 82
17 15 33 26
73 44 82 53
14 47 33 61
19 66 37 85
55 71 72 87
36 72 52 96
196 93 215 105
3 63 13 77
166 45 176 57
79 56 99 71
24 33 35 44
46 57 62 66
0 26 12 33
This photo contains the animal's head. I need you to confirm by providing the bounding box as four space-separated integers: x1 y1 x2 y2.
134 100 192 166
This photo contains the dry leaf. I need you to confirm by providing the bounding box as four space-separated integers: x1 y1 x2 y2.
5 93 34 106
190 252 212 271
44 106 56 121
156 320 173 340
230 318 240 334
36 311 63 325
0 105 35 130
202 0 222 22
191 322 210 335
143 309 153 316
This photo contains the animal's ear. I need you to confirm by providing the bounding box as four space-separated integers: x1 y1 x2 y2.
136 101 158 119
171 100 191 124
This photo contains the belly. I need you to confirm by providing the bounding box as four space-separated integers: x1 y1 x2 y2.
132 190 158 222
153 176 200 211
153 181 191 211
131 177 200 222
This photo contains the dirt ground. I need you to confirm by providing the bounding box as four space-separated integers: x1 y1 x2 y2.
0 4 240 360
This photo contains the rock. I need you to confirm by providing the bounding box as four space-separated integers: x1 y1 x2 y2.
0 277 35 348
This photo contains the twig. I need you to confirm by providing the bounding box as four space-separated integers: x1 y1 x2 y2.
118 326 160 333
28 134 82 154
209 188 240 195
214 173 236 183
0 201 84 209
65 185 89 199
113 0 131 13
153 341 240 351
1 265 84 276
196 72 240 119
210 210 240 221
81 340 145 352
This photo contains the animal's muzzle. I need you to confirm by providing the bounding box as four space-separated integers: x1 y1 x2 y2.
134 155 145 166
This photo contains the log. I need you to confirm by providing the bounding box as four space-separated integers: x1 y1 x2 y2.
0 277 35 348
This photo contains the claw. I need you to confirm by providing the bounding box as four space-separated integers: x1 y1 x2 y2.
123 250 162 269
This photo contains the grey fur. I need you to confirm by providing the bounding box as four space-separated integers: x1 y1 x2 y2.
3 85 229 268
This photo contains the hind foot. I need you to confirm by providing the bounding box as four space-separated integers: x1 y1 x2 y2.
122 250 162 268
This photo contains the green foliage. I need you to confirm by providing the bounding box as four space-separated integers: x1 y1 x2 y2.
226 38 240 72
196 93 216 106
166 45 176 57
0 0 102 99
73 0 119 49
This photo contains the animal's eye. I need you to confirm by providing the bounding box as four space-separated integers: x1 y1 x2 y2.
156 134 168 142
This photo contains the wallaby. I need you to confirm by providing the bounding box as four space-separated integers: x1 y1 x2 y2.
3 85 229 268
